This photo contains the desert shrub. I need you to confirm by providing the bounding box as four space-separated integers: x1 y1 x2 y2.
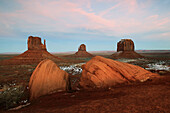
0 85 27 109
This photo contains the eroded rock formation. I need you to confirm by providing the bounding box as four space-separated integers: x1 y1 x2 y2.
78 44 86 51
66 44 93 57
29 59 69 100
28 36 46 50
80 56 158 88
117 39 134 51
112 39 143 59
0 36 63 65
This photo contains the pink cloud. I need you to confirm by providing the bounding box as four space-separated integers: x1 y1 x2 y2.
0 0 170 40
156 18 170 26
147 15 159 20
72 8 115 28
99 3 121 16
127 0 138 13
99 0 139 16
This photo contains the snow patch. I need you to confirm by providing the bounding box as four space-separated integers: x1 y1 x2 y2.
146 61 170 71
60 63 84 75
116 59 138 63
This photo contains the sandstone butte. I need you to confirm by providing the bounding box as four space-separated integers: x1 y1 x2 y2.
0 36 63 65
66 44 94 57
29 59 70 101
80 56 158 89
112 39 143 59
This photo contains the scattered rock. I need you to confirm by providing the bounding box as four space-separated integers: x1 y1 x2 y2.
80 56 158 88
8 103 30 111
29 59 70 100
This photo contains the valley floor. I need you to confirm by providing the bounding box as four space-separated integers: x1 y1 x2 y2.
0 53 170 113
2 73 170 113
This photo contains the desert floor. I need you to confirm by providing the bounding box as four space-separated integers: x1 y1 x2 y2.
0 52 170 113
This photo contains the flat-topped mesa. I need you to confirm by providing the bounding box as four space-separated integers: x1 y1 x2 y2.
112 39 143 59
117 39 134 52
28 36 46 50
78 44 86 51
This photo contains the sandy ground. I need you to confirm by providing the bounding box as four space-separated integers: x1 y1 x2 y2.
0 53 170 113
1 73 169 113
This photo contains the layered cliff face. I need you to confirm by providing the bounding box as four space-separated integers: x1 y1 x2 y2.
0 36 63 65
112 39 143 59
117 39 134 52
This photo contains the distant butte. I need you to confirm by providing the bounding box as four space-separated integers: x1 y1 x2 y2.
74 44 93 57
0 36 63 65
28 36 47 50
112 39 143 59
66 44 94 57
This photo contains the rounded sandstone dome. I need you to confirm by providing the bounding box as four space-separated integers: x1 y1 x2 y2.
80 56 158 88
29 59 69 100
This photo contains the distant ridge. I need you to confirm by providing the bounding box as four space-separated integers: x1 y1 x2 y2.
136 50 170 53
0 52 21 55
0 50 169 55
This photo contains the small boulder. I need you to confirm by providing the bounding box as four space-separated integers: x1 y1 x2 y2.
29 59 69 100
80 56 158 88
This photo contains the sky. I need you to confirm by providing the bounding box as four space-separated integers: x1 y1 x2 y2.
0 0 170 53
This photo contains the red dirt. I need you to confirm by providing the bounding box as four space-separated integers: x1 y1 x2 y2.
3 73 170 113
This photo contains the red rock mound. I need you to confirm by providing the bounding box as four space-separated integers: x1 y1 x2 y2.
29 59 69 100
0 36 63 65
80 56 158 88
66 44 93 57
112 39 143 59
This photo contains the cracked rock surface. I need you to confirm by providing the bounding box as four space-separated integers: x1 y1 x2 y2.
80 56 158 88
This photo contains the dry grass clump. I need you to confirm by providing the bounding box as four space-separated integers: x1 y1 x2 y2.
0 84 28 109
